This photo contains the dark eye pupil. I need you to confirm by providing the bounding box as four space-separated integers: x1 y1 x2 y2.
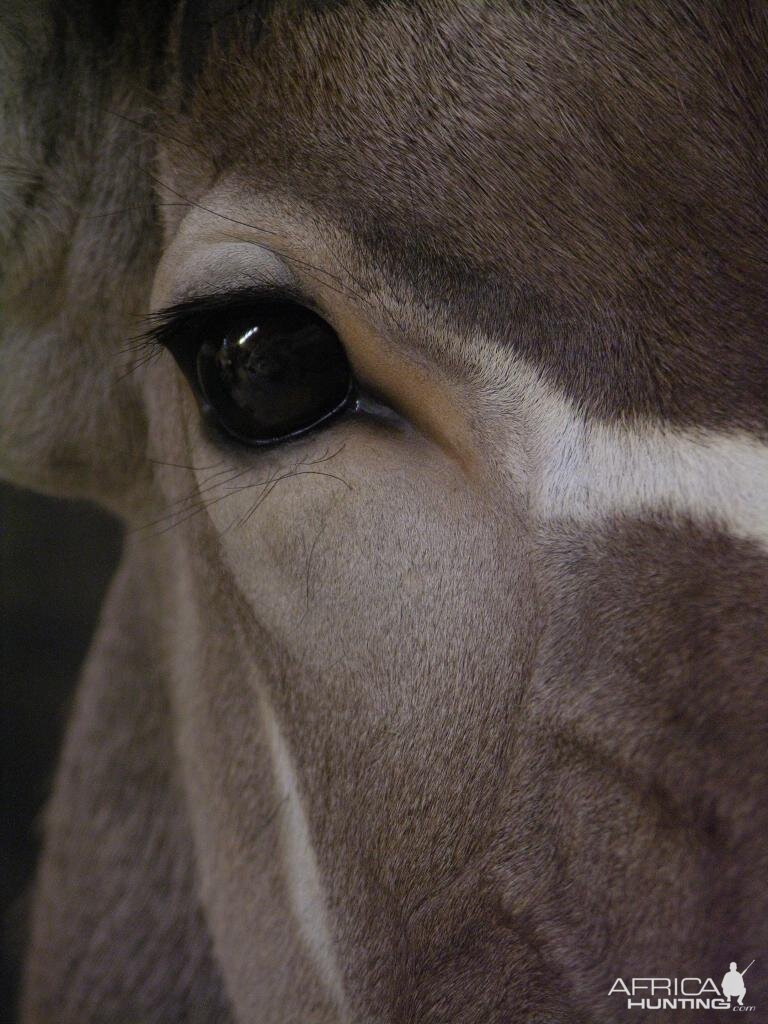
196 304 353 444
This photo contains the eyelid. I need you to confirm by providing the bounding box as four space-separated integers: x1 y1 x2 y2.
151 234 305 310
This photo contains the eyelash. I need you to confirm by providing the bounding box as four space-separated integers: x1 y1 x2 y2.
141 287 306 351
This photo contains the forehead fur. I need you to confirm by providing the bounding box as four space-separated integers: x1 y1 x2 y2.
164 0 768 430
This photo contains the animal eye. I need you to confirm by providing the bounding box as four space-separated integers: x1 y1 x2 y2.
152 300 356 446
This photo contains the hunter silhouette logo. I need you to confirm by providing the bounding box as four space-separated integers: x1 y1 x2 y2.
722 961 754 1007
609 960 757 1012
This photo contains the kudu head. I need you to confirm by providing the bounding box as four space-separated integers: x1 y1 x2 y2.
2 2 767 1021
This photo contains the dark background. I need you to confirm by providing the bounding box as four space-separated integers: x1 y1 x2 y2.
1 482 122 1021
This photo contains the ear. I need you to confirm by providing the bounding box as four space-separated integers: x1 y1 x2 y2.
0 0 177 511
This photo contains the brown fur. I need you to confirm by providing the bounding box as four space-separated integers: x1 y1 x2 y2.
2 2 767 1022
169 0 768 431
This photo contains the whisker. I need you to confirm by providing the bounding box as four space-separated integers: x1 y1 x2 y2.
136 478 252 536
304 442 346 465
135 467 255 530
238 475 285 528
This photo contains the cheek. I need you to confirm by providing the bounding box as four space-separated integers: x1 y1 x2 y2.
152 369 540 1010
187 411 535 694
144 353 535 696
196 420 540 1004
194 417 464 660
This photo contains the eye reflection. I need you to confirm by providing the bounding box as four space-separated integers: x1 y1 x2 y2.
195 303 355 445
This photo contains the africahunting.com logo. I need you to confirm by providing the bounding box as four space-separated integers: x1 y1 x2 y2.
609 960 756 1012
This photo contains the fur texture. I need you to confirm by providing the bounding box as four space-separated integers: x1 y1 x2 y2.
2 1 767 1021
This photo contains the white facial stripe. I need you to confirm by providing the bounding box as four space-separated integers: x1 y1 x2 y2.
259 693 348 1015
522 374 768 547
